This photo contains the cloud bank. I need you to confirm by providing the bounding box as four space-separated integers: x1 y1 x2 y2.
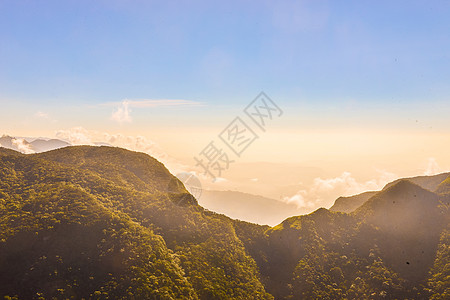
55 127 190 174
283 170 397 209
111 101 132 123
11 138 35 154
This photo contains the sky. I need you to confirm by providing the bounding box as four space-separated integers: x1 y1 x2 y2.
1 0 450 212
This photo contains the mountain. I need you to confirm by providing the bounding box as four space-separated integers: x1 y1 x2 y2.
0 135 70 153
0 146 449 299
0 135 30 150
241 179 449 299
436 175 450 195
355 180 445 282
329 191 377 213
0 146 271 299
199 190 302 226
329 172 450 214
29 138 71 152
383 172 450 192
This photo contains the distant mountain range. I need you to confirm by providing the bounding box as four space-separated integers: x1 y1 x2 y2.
203 172 450 225
0 135 70 153
0 135 113 154
330 172 450 213
329 191 378 213
199 190 303 226
0 146 448 299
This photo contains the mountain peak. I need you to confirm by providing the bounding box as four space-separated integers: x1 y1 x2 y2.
383 172 450 192
356 179 439 217
330 191 378 213
436 175 450 195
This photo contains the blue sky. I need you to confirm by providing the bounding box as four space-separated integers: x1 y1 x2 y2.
1 0 450 107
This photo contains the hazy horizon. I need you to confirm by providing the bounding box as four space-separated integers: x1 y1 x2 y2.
1 130 448 221
2 0 450 218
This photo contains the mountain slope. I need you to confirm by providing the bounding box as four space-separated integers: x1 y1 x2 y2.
0 146 448 299
354 180 446 282
29 138 70 152
436 175 450 195
329 172 450 214
0 136 71 154
0 152 195 299
0 147 272 299
329 191 377 213
383 172 450 192
235 180 449 299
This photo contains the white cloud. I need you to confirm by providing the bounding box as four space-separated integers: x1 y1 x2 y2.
212 177 228 183
283 170 397 209
11 138 35 154
35 111 49 119
111 100 132 123
107 99 203 124
54 127 189 174
250 178 259 182
55 127 92 145
424 157 440 176
283 193 315 209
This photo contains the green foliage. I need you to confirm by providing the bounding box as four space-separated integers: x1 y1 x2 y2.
0 146 448 299
427 225 450 299
0 147 271 299
436 175 450 195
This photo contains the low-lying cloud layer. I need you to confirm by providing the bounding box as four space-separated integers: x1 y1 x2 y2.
283 170 398 209
11 138 35 154
55 127 189 174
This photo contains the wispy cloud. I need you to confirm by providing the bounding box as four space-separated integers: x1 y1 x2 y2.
111 101 132 123
103 99 203 108
424 157 441 176
11 138 35 154
35 111 49 119
107 99 203 123
54 127 190 174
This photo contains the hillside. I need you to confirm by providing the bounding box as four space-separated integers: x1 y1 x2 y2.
436 175 450 195
329 172 450 214
29 138 71 152
0 146 271 299
240 180 449 299
354 180 446 282
383 172 450 192
0 135 70 154
329 191 377 213
0 146 449 299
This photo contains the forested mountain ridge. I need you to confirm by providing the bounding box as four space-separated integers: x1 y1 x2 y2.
329 191 377 213
0 146 448 299
0 135 70 154
0 146 270 299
